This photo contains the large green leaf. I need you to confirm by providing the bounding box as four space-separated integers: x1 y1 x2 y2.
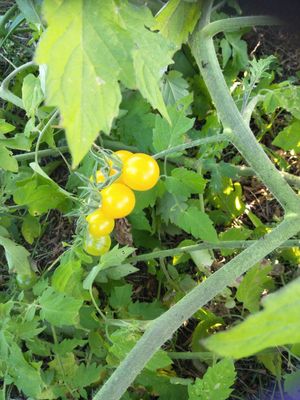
38 287 83 327
36 0 174 166
153 0 202 48
172 206 218 243
204 278 300 358
7 343 43 398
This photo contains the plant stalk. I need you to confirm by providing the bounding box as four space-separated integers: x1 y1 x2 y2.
128 239 300 263
94 215 300 400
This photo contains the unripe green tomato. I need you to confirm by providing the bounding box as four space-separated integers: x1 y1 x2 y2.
83 233 111 256
16 273 37 290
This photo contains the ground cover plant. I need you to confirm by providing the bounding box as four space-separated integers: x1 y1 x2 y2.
0 0 300 399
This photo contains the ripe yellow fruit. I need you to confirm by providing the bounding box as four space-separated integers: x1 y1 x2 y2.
100 183 136 219
86 208 115 237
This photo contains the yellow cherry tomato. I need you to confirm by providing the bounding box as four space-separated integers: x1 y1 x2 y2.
114 150 133 164
84 233 111 256
93 152 133 184
100 183 135 219
122 153 160 191
86 209 115 237
110 150 133 183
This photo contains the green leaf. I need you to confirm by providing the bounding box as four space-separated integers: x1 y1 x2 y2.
172 167 206 194
21 215 41 244
128 300 166 320
153 0 201 48
109 284 133 309
0 133 32 151
7 342 43 398
171 206 218 242
161 71 190 106
204 278 300 358
263 84 300 119
128 211 152 232
52 257 88 299
118 93 156 152
165 176 192 198
7 318 44 341
0 119 15 134
272 120 300 153
38 287 83 327
36 0 174 166
98 263 139 281
69 363 103 389
257 351 281 377
13 173 70 216
0 236 32 276
22 73 44 117
236 263 274 313
220 39 231 69
52 338 87 355
100 245 136 270
188 359 236 400
16 0 42 24
224 32 248 71
83 246 135 289
153 105 195 156
0 144 18 172
133 185 160 213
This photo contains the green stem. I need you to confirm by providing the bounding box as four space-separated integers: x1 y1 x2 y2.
153 135 227 159
15 146 69 161
14 141 137 162
0 61 35 109
167 351 214 361
128 239 300 263
93 215 300 400
201 15 281 37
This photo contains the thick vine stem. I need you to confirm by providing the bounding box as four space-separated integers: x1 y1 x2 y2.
201 15 281 37
94 214 300 400
190 12 300 213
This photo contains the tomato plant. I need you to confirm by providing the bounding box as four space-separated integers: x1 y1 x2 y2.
0 1 300 400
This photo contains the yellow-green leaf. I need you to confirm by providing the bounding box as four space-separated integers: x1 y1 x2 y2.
204 278 300 359
36 0 174 166
154 0 202 48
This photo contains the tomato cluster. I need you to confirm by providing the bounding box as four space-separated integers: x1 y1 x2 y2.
84 150 160 256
